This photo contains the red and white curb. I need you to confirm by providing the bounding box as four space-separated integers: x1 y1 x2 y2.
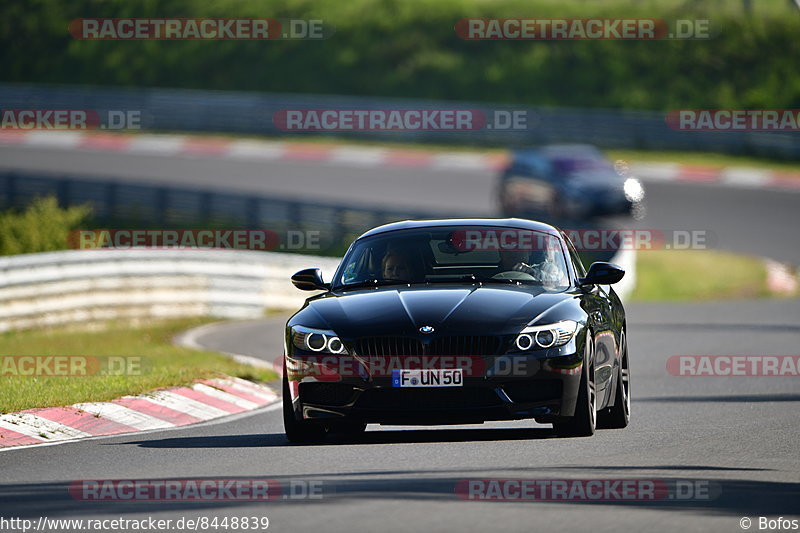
630 162 800 190
2 130 799 190
0 376 278 450
766 260 799 295
0 130 508 173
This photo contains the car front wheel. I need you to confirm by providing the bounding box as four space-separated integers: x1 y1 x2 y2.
282 373 326 443
597 330 631 429
553 332 596 437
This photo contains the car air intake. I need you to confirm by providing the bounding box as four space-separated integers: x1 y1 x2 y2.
501 380 563 404
353 336 504 356
427 336 504 356
299 382 358 407
353 337 424 356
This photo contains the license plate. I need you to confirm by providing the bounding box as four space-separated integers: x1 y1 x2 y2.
391 368 463 387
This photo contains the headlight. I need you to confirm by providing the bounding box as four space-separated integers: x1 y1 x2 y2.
291 326 348 354
514 320 578 351
623 178 645 202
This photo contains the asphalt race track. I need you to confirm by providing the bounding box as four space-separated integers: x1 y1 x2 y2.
1 145 799 532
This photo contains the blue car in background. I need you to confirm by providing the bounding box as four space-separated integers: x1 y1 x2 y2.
497 144 645 221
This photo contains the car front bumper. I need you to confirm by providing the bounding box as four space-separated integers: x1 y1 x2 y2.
284 351 586 426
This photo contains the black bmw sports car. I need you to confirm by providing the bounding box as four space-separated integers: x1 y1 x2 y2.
283 218 630 442
497 144 645 220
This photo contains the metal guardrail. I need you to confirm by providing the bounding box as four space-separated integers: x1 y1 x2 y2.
1 83 798 159
0 248 342 332
0 167 455 332
0 171 445 253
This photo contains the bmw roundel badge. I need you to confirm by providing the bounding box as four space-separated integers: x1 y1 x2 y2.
419 325 435 334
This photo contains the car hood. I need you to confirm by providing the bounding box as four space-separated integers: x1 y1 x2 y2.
294 284 577 338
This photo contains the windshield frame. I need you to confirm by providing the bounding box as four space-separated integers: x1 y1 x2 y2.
331 225 573 291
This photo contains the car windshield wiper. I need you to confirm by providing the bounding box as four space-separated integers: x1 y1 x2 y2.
424 275 534 285
474 277 538 285
335 279 408 290
424 275 482 284
338 276 538 289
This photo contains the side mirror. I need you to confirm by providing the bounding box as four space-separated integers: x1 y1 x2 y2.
579 262 625 286
291 268 329 291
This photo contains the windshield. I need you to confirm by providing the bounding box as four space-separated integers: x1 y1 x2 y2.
566 168 625 184
335 226 571 291
550 157 614 176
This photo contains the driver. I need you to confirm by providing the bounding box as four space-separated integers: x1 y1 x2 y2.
497 247 562 284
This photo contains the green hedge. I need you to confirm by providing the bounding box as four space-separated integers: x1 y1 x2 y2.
0 197 92 255
1 0 798 110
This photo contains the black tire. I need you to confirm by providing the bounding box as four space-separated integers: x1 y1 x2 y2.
597 330 631 429
282 373 326 443
553 332 596 437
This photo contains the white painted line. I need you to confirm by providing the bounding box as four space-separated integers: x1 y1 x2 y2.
765 259 798 295
431 153 494 171
610 246 636 303
720 168 770 188
226 140 286 159
225 352 275 369
0 413 91 441
133 390 231 420
72 402 175 430
193 383 260 410
329 147 388 166
24 130 85 149
127 134 187 154
173 320 277 370
630 162 681 181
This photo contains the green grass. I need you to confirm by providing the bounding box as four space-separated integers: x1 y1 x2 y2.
0 318 278 414
632 249 769 301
